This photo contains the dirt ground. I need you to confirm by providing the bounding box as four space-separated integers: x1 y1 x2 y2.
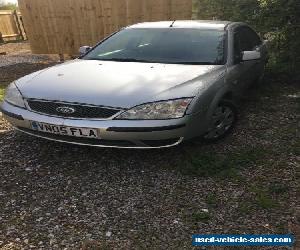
0 42 299 249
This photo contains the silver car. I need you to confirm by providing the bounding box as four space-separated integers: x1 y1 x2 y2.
1 20 267 148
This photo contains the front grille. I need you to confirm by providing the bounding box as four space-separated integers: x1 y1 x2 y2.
27 100 121 119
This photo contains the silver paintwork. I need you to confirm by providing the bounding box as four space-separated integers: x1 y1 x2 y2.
16 60 222 108
1 20 268 148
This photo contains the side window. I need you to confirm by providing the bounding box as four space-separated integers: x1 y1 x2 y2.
240 27 262 50
245 27 262 49
238 28 253 51
233 26 262 64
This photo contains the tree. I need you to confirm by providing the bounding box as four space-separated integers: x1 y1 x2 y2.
193 0 300 76
0 0 17 10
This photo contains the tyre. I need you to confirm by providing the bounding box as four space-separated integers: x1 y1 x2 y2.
203 100 237 142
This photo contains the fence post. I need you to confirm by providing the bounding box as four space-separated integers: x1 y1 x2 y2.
12 10 24 40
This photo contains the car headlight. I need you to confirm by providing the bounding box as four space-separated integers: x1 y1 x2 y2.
4 82 26 108
115 98 193 120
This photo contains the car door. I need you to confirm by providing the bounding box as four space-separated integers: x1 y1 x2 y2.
226 26 264 96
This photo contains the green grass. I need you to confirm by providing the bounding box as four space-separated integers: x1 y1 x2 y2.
275 223 287 234
256 192 277 209
179 147 268 179
191 211 210 223
0 84 7 102
237 185 280 214
268 182 289 195
238 201 253 214
205 193 218 208
250 186 278 210
291 141 300 156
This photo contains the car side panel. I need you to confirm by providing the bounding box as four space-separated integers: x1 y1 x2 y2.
225 63 254 98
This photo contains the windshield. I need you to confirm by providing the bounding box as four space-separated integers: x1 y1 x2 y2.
83 28 226 65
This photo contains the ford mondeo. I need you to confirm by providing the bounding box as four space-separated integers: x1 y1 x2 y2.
0 20 267 148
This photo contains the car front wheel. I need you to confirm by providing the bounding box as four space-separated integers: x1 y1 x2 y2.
203 101 237 141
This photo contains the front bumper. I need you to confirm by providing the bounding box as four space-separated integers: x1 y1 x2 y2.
1 101 190 148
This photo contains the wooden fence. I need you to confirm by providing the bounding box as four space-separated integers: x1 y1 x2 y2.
0 10 26 41
18 0 192 54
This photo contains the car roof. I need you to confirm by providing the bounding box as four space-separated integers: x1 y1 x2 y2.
127 20 232 30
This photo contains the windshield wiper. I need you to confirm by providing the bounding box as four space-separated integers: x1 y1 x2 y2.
100 58 153 63
109 59 221 65
170 62 219 65
85 58 222 65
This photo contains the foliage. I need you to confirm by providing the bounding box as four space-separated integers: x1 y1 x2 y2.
193 0 300 77
0 86 5 101
0 1 17 10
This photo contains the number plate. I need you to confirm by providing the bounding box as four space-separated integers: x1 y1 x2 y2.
31 121 99 139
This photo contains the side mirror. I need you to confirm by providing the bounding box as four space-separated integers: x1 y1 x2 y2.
79 46 92 56
242 51 261 61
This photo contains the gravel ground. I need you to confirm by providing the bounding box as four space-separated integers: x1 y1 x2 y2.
0 42 58 67
0 42 299 249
